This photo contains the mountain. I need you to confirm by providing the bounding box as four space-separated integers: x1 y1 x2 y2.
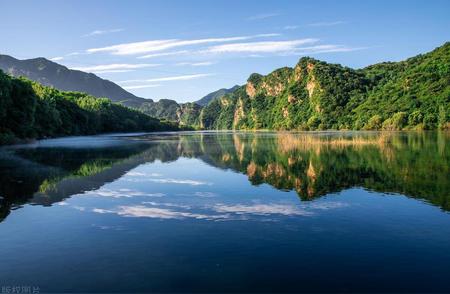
0 54 151 108
195 85 239 106
200 42 450 130
139 99 202 127
0 54 203 125
0 70 176 144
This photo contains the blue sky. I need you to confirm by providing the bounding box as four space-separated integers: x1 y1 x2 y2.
1 0 449 102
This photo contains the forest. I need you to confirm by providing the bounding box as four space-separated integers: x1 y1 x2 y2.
0 71 177 144
199 42 450 131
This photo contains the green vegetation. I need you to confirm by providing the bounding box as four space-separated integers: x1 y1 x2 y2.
139 99 202 127
195 85 239 106
199 42 450 130
0 70 177 144
1 42 448 139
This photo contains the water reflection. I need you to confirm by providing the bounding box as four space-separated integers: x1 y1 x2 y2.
0 131 448 222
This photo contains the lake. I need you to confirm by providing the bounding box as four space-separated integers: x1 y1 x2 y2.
0 131 449 293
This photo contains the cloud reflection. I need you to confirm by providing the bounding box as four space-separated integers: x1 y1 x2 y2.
116 205 227 220
124 178 212 186
84 188 165 198
213 203 313 216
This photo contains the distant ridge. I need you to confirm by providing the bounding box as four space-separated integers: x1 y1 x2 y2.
0 54 152 108
195 85 239 106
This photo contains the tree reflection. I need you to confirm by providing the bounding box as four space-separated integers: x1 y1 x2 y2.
0 131 448 222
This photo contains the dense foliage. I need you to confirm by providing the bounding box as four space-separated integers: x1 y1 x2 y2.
139 99 202 127
0 71 176 144
199 42 450 130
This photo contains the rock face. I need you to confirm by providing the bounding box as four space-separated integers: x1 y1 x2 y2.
198 42 450 131
200 57 351 130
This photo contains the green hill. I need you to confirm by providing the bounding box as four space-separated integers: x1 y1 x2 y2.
199 42 450 130
195 85 239 106
0 70 177 144
0 54 151 108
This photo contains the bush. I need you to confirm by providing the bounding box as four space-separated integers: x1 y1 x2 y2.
364 115 383 130
382 112 408 130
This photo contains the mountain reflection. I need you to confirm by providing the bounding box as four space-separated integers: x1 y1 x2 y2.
0 131 448 222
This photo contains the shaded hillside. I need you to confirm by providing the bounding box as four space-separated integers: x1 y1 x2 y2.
200 42 450 130
0 70 176 144
0 54 151 108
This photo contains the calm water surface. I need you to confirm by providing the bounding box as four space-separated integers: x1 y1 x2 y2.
0 131 449 293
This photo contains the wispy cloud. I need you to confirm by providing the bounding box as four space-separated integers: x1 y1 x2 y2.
138 50 189 59
71 63 160 73
119 73 214 84
147 178 212 186
127 171 162 177
246 13 280 21
213 203 312 216
307 21 346 27
83 28 124 37
67 52 82 56
286 44 368 55
50 56 64 61
123 84 161 90
175 61 214 66
86 34 280 55
84 188 165 198
115 205 225 220
194 192 217 197
283 25 299 30
203 38 318 54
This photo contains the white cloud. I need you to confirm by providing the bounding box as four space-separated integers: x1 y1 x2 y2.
71 63 160 73
116 205 223 220
308 201 349 210
213 203 312 216
67 51 82 56
148 178 212 186
307 21 346 27
203 38 319 54
84 188 165 198
137 50 189 59
141 201 192 209
92 208 115 214
286 44 367 55
83 28 124 37
50 56 64 61
119 73 214 84
175 61 214 66
283 25 299 30
127 171 147 176
247 13 280 21
123 84 161 90
194 192 217 197
86 34 280 55
127 171 163 177
96 70 136 74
